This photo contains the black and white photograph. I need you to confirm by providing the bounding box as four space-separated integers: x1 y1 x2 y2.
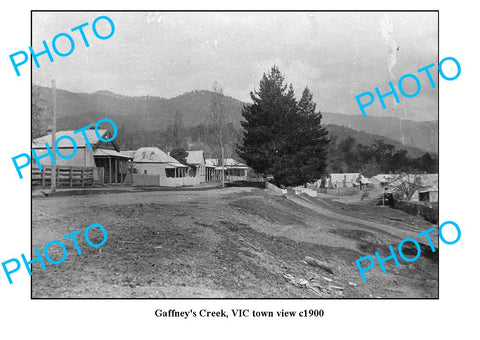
31 11 439 299
29 11 440 299
4 0 480 337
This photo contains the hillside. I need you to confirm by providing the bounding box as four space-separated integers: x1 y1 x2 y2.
325 124 430 158
34 85 437 153
35 86 246 129
322 112 438 154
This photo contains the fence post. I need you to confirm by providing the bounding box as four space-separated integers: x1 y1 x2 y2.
81 168 85 187
41 168 45 186
70 167 73 187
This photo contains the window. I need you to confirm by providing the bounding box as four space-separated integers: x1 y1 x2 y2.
165 168 175 178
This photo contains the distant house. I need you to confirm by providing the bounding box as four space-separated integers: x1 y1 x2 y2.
205 158 253 182
389 173 438 203
370 174 399 188
32 129 131 184
120 150 137 183
326 173 370 189
185 150 206 183
132 147 192 187
418 185 438 203
410 174 438 203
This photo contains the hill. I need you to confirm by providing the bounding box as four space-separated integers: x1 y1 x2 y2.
34 85 437 153
325 124 429 158
322 112 438 154
35 85 245 130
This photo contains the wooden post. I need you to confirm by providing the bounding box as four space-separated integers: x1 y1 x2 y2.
115 159 118 183
51 79 57 194
109 158 112 184
69 166 73 187
41 168 45 186
120 160 123 184
221 149 225 188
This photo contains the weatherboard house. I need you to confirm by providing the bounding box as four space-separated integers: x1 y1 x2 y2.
185 150 207 183
326 173 370 189
132 147 204 187
205 158 253 182
389 173 438 203
369 174 400 188
32 129 132 184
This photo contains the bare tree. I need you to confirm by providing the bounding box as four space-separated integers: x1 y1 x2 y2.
393 173 425 201
211 81 226 187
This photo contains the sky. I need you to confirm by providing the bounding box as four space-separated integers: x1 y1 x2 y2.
32 11 438 121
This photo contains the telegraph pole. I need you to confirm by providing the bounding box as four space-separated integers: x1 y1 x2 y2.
221 146 225 188
51 79 57 194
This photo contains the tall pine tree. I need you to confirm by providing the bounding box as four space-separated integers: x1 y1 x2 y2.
238 67 329 186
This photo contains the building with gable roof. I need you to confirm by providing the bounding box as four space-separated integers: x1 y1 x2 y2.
185 150 207 183
32 128 132 184
369 174 400 188
132 147 194 187
205 158 259 182
325 173 370 189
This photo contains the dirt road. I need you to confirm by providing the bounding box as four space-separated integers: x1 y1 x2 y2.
32 186 438 298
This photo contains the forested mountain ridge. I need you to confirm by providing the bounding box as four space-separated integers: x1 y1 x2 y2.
33 85 437 154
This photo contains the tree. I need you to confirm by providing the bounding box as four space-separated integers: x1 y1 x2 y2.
170 148 189 165
419 152 437 173
238 66 329 186
172 110 186 149
283 87 329 185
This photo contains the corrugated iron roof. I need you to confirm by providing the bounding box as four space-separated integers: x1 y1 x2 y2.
133 147 181 164
166 162 188 168
371 174 400 183
389 173 438 190
205 158 247 167
185 150 204 165
329 173 361 183
32 129 111 149
120 150 137 158
93 149 132 159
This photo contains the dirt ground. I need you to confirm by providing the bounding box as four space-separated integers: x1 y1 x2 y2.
32 186 438 298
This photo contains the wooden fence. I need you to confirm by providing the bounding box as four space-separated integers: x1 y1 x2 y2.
315 186 360 195
392 199 439 224
32 166 95 187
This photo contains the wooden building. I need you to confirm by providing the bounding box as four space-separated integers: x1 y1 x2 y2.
132 147 191 187
185 150 206 183
369 174 399 188
205 158 254 182
32 128 131 184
